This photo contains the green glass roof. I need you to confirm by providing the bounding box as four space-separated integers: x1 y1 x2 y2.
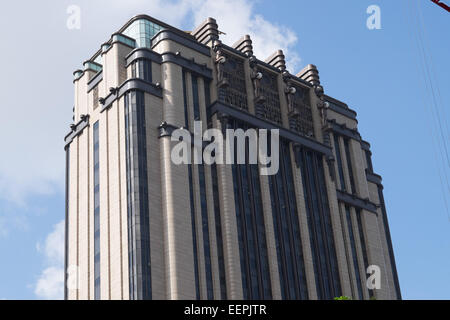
122 18 164 48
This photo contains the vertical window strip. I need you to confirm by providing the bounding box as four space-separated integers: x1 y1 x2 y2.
344 138 356 194
93 121 100 299
310 152 334 298
298 149 342 299
230 119 272 299
356 209 373 298
298 150 323 299
338 204 355 299
269 140 308 299
125 91 152 300
237 150 259 298
207 72 227 299
268 175 286 299
315 153 342 296
275 151 297 299
124 94 134 297
250 162 272 299
136 91 151 299
365 150 373 173
283 143 308 299
211 164 227 299
198 164 214 299
131 61 136 78
192 73 214 299
188 164 200 300
204 81 211 118
182 70 190 130
302 150 330 298
333 134 346 192
231 162 249 299
145 59 152 82
182 70 200 299
345 206 364 299
132 59 152 83
191 75 201 121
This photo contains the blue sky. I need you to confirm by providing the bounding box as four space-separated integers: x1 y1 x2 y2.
0 0 448 299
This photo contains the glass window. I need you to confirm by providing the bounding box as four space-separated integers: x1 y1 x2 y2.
198 164 214 299
84 61 102 73
132 59 152 83
191 75 200 121
298 148 342 299
365 150 374 173
269 140 308 300
122 19 164 48
344 138 356 194
113 34 136 48
230 119 272 300
93 121 100 300
182 71 200 299
333 134 346 192
345 206 364 299
211 163 227 299
356 209 373 298
124 91 152 299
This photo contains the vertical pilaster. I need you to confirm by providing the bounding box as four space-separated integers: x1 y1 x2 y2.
159 61 196 299
213 115 244 299
290 146 318 299
258 173 282 299
321 156 353 298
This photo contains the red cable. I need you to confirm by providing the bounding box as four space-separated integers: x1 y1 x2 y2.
430 0 450 12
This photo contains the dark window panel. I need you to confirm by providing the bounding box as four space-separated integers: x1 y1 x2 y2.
344 138 356 194
124 91 152 300
345 206 364 299
93 121 101 300
183 70 200 299
269 140 308 299
230 119 272 300
333 134 346 192
298 148 342 299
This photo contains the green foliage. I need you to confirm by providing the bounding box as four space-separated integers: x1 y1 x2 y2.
334 296 352 300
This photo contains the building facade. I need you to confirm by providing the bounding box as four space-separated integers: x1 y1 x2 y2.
64 15 401 300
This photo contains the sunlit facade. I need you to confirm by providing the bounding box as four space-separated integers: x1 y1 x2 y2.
65 15 401 300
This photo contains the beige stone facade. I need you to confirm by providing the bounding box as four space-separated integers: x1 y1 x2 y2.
65 15 400 300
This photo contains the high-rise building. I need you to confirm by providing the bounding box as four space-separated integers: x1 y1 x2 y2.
64 14 401 300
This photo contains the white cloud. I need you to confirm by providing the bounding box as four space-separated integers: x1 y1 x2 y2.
190 0 301 69
0 0 301 209
34 220 65 300
35 267 64 300
42 220 65 265
0 1 69 209
95 0 302 69
0 0 301 300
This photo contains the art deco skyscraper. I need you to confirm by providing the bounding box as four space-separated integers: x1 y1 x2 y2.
64 14 401 300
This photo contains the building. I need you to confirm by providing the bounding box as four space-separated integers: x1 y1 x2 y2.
64 14 401 300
